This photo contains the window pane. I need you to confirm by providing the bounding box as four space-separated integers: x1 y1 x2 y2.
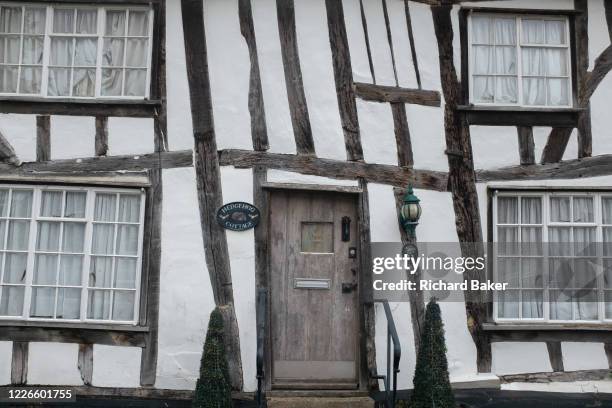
124 69 146 96
59 254 82 286
72 69 95 97
50 38 73 66
522 290 543 318
522 258 543 288
101 69 123 96
40 191 63 217
24 8 45 35
494 18 516 45
62 222 85 252
497 226 518 255
30 287 55 318
0 7 22 33
497 257 519 288
0 36 21 64
92 224 115 255
126 39 148 67
10 190 32 218
116 224 139 255
87 289 111 319
19 67 42 94
0 189 8 216
76 9 97 34
606 292 612 319
0 221 5 248
498 290 519 318
102 39 124 67
0 286 24 316
53 9 75 34
605 228 612 257
522 78 546 106
36 221 61 251
472 16 491 44
574 227 596 257
547 78 569 106
495 46 516 75
573 197 594 222
575 290 598 320
114 257 136 289
473 45 494 75
550 197 570 222
604 259 612 288
118 195 140 223
546 20 566 45
7 220 30 250
4 253 27 283
549 227 571 255
89 256 112 287
473 76 494 103
574 258 597 288
603 198 612 224
497 197 518 223
546 49 568 76
65 192 86 218
521 197 541 224
74 38 97 66
0 66 18 93
128 11 149 36
550 290 572 320
522 19 545 44
94 194 116 221
112 290 134 321
521 48 545 76
56 288 80 319
106 10 126 36
48 68 71 96
549 257 572 288
22 36 44 64
33 254 58 285
495 77 517 103
521 227 542 255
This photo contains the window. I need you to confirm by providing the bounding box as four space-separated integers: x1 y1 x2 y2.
469 13 571 107
0 4 153 98
0 186 145 324
494 191 612 323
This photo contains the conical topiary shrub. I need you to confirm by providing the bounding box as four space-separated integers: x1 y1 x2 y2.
410 299 455 408
192 307 232 408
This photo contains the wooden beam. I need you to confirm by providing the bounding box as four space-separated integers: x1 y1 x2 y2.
575 0 591 159
359 0 376 84
276 0 315 155
605 343 612 369
0 326 146 347
218 149 448 191
151 0 168 153
516 126 535 165
95 116 108 157
181 0 243 390
11 342 28 385
0 150 193 175
326 0 364 161
546 341 564 372
540 128 573 164
36 115 50 162
404 0 422 89
458 106 580 128
239 0 269 152
354 82 441 106
391 102 414 167
381 0 399 86
500 369 611 384
606 0 612 43
432 3 491 373
0 129 20 165
78 344 93 385
0 98 160 117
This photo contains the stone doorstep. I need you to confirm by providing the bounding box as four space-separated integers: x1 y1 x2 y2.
266 397 374 408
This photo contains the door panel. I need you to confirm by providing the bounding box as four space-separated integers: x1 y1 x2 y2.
269 191 359 386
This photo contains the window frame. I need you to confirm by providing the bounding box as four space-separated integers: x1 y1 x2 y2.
492 189 610 324
0 2 154 100
467 12 573 108
0 184 147 326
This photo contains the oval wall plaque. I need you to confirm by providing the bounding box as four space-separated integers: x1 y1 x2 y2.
217 202 260 231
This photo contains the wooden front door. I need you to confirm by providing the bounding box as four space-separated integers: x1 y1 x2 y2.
269 190 359 388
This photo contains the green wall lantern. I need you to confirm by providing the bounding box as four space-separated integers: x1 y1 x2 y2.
399 184 421 238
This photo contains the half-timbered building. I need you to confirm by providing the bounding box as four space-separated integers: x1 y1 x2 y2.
0 0 612 405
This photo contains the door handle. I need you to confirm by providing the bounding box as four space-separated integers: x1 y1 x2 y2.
342 282 358 293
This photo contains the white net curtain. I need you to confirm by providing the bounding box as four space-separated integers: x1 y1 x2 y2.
472 15 570 107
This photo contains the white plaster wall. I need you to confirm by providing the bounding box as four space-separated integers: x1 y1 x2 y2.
156 167 215 389
406 104 447 172
409 2 441 91
205 0 252 151
92 345 141 387
386 0 419 89
28 343 81 385
360 0 397 86
562 342 609 371
492 342 552 375
0 341 12 385
49 116 95 159
342 0 375 84
107 118 154 156
357 100 397 165
0 114 36 162
220 166 257 392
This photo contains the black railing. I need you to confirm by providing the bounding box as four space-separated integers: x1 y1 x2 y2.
373 300 401 408
256 288 267 408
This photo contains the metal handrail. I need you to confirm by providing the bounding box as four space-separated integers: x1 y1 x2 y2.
256 288 267 408
373 299 401 408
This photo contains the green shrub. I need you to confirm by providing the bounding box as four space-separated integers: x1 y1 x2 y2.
192 307 232 408
408 299 455 408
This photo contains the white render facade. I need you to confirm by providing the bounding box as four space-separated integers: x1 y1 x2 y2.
0 0 610 398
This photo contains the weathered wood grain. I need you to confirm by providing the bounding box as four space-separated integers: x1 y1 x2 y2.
277 0 315 155
546 341 564 372
181 0 242 390
605 343 612 369
354 82 441 106
219 149 448 191
0 98 159 117
95 116 108 156
36 115 50 162
404 0 421 89
381 0 399 86
432 4 491 373
359 0 376 84
540 127 573 164
240 0 269 152
574 0 591 159
11 342 28 385
500 369 611 384
0 327 146 347
517 126 535 165
0 129 20 165
151 0 168 152
78 344 93 385
325 0 364 161
606 0 612 43
391 102 414 167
